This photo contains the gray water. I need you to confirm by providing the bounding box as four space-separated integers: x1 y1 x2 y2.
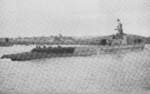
0 45 150 94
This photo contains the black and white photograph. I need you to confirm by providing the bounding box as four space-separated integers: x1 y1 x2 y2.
0 0 150 94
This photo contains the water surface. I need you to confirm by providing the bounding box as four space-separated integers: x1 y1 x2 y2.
0 45 150 94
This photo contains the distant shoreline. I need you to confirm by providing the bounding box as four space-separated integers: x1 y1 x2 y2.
0 34 149 47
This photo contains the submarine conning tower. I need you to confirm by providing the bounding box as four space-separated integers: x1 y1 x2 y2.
105 19 145 46
110 18 128 45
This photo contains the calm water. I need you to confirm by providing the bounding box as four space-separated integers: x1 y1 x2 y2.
0 45 150 94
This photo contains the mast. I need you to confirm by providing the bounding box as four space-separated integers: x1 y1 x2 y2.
115 18 123 35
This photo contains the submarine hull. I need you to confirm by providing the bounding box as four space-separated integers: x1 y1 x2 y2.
1 44 144 61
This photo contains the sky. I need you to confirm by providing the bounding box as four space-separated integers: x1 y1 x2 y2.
0 0 150 37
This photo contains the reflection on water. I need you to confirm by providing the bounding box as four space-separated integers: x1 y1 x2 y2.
0 45 150 94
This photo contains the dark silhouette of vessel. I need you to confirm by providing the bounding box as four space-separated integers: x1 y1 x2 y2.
31 46 75 54
1 19 145 61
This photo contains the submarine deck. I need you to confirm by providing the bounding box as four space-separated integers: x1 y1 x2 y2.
1 44 145 61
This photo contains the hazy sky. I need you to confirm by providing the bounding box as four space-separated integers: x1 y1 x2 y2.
0 0 150 37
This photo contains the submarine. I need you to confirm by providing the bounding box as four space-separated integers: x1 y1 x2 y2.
1 19 145 61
